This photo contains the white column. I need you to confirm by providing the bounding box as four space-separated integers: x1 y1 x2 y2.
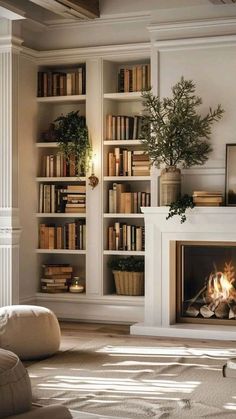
0 19 22 306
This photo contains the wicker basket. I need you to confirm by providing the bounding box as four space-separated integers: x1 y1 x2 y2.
113 271 144 296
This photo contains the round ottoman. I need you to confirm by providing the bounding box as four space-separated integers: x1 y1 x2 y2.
0 349 32 418
0 305 61 360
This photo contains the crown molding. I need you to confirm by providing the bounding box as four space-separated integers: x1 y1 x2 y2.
21 42 151 64
148 17 236 41
153 33 236 51
0 34 23 52
43 11 150 30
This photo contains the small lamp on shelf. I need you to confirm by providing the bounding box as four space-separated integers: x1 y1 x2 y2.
88 154 99 189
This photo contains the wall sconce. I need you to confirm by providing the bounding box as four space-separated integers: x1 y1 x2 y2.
88 155 99 189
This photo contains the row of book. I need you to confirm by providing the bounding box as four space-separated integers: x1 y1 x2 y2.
37 65 86 97
118 64 151 93
108 148 150 177
108 223 144 251
41 264 73 293
39 184 86 213
41 153 82 177
39 221 86 250
106 114 143 141
192 191 223 206
108 183 150 213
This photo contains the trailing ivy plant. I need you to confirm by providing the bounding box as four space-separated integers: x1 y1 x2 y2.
108 256 144 272
54 110 92 176
166 194 195 224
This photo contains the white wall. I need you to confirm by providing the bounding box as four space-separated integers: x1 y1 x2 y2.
19 54 38 301
154 40 236 196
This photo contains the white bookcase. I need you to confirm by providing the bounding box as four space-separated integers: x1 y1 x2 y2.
30 47 152 322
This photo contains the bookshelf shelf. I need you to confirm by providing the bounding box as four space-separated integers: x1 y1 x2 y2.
103 92 142 101
36 177 86 182
104 250 145 256
36 249 86 254
36 142 58 148
103 176 151 181
37 95 86 103
103 140 143 146
36 213 86 218
103 213 144 218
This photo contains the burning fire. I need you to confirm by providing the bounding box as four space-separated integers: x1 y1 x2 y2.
208 272 234 301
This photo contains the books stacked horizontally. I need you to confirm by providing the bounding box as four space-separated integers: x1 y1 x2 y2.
37 65 86 97
192 191 223 206
118 64 150 93
132 151 150 176
63 185 86 213
41 264 73 293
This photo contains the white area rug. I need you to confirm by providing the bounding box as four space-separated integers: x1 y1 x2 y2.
27 333 236 418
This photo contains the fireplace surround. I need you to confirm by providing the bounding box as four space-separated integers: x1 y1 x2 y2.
130 207 236 340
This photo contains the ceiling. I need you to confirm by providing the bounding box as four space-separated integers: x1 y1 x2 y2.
0 0 235 26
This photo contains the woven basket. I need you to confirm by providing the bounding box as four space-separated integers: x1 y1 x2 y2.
113 271 144 296
160 166 181 206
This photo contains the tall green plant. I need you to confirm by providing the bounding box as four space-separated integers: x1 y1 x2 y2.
54 110 92 175
140 77 224 168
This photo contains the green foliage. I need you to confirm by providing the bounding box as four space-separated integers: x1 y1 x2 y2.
108 256 144 272
54 110 92 175
140 77 224 168
166 194 195 223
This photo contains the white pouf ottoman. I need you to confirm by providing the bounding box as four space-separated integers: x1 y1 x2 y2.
0 348 32 418
0 305 61 360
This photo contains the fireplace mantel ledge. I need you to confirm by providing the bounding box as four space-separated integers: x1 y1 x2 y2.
142 206 236 215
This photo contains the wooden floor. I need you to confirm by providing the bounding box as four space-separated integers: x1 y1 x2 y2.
60 321 236 348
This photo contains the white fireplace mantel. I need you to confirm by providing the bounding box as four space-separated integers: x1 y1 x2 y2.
130 207 236 340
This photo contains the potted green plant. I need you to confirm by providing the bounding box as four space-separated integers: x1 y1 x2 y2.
140 77 224 206
54 110 92 176
108 256 144 296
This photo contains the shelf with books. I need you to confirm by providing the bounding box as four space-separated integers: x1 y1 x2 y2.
36 249 86 254
103 213 144 218
36 177 86 182
37 95 86 104
104 250 145 256
103 92 142 101
36 213 86 218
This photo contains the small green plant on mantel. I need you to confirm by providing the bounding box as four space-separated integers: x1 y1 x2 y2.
140 77 224 222
108 256 144 272
54 110 92 176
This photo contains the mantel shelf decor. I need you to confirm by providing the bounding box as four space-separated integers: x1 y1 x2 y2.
140 77 224 207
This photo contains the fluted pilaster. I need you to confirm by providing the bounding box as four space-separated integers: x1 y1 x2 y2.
0 19 22 306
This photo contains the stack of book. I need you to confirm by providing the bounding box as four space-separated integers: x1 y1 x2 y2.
192 191 223 206
106 114 143 140
108 147 150 177
41 264 73 293
37 65 86 97
63 185 86 213
41 153 78 177
39 220 86 250
108 223 144 251
108 183 150 213
118 64 150 93
39 184 86 213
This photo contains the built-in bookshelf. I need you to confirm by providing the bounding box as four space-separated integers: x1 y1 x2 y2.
36 63 87 296
32 48 151 321
102 57 151 297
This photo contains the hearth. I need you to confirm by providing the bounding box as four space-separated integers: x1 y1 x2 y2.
176 242 236 325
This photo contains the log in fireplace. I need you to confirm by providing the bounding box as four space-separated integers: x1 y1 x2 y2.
176 242 236 325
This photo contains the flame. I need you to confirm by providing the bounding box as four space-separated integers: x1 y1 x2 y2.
208 272 233 301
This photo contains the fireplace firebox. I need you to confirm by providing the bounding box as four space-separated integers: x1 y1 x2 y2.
176 242 236 325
